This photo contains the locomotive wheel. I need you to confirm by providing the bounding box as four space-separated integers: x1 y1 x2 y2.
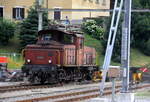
28 75 39 84
40 73 46 84
34 76 41 84
82 73 91 81
58 70 66 83
28 76 34 83
28 71 45 84
28 71 35 83
73 70 82 82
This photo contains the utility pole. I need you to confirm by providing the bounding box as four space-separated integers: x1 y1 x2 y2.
121 0 132 92
37 0 43 31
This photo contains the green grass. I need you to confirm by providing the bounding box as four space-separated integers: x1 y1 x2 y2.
84 34 150 67
136 90 150 97
7 56 24 69
130 49 150 67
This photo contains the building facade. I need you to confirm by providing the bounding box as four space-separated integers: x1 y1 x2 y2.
0 0 110 22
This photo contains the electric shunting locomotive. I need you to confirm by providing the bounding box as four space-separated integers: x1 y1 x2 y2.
22 26 99 84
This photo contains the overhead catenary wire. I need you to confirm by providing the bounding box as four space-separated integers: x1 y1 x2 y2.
39 8 150 13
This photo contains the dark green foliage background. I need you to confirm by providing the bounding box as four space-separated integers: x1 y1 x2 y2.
0 18 16 45
101 17 122 63
132 0 150 55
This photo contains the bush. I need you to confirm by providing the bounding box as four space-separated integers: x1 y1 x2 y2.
82 20 105 40
0 18 16 45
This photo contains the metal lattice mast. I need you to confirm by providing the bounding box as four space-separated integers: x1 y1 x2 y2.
100 0 124 94
121 0 132 92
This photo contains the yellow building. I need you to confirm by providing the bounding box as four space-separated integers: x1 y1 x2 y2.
0 0 110 22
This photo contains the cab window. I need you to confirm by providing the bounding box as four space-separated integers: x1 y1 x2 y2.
63 35 74 44
79 39 83 49
42 34 52 41
44 36 51 41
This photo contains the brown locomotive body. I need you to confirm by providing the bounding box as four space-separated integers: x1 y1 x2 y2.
22 27 98 84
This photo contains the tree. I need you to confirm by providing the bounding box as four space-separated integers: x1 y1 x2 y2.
131 0 150 55
101 17 122 62
0 18 16 45
19 6 49 49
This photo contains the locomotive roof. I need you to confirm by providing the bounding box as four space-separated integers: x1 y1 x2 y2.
38 28 84 38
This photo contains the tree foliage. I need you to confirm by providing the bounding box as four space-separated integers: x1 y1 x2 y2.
19 6 49 49
132 0 150 55
101 17 122 62
0 18 16 45
82 20 105 40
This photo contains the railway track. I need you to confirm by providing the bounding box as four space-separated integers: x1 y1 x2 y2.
0 83 62 93
0 81 98 93
14 85 121 102
15 84 150 102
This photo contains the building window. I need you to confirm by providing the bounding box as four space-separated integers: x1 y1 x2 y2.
54 9 61 20
0 7 3 18
95 0 100 4
88 0 93 3
13 8 24 20
102 0 106 6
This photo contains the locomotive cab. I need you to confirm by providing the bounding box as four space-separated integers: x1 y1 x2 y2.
37 29 75 45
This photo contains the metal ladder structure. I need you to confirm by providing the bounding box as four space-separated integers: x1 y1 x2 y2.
100 0 124 95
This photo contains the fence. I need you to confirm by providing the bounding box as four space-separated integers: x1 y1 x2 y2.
0 53 24 69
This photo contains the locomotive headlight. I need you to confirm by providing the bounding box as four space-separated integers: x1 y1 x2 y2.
27 59 31 63
48 60 52 63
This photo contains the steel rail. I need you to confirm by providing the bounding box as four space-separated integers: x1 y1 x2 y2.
0 84 62 93
16 84 150 102
16 85 121 102
0 81 105 93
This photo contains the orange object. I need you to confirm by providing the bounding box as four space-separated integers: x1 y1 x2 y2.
137 73 142 81
0 57 8 63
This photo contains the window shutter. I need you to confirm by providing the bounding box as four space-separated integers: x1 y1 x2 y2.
0 8 3 17
13 8 15 18
21 8 25 19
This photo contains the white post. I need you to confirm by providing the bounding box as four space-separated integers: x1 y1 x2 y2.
37 0 43 31
38 12 43 31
